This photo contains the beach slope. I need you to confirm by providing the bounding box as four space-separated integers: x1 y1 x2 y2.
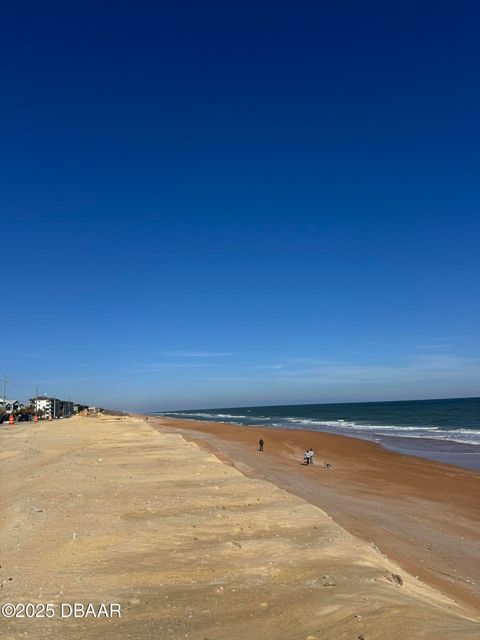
0 415 478 639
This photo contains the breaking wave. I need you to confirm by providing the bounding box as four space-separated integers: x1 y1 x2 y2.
159 410 480 446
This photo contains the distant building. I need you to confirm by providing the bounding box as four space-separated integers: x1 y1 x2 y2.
0 399 22 414
30 397 74 418
74 404 88 414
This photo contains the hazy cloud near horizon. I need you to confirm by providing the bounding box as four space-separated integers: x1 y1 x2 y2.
6 346 479 411
6 345 479 411
110 352 480 411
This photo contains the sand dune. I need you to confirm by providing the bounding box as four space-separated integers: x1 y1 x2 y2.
0 415 478 639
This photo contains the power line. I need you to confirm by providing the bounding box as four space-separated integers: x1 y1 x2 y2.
7 374 38 388
7 380 36 391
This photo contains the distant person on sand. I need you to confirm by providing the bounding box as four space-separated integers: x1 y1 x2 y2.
258 438 264 452
304 448 314 465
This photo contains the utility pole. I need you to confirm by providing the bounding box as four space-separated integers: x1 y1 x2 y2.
35 385 39 419
2 375 7 420
53 393 56 420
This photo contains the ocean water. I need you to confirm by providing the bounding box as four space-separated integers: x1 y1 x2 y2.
157 397 480 470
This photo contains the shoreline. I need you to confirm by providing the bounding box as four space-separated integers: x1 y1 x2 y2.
152 413 480 471
375 433 480 471
151 415 480 616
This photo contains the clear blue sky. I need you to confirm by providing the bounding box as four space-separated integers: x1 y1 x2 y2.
2 1 479 410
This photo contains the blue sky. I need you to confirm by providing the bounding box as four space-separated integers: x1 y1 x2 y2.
2 1 479 410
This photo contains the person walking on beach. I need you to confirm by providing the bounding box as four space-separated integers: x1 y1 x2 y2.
258 438 264 452
304 448 314 465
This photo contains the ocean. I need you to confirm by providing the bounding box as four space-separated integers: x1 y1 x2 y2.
157 397 480 470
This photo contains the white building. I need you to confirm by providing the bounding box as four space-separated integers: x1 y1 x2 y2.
30 397 74 418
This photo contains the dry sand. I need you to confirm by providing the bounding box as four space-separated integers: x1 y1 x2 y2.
0 414 479 640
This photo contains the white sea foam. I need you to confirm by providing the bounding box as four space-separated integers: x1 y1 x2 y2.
160 410 480 446
162 411 263 422
385 432 480 446
264 416 480 446
290 421 480 445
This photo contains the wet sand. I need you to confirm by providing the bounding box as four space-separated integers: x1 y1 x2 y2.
1 414 479 640
152 416 480 615
377 435 480 471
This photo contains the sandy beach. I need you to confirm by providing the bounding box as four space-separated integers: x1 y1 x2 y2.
152 416 480 614
0 414 479 640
